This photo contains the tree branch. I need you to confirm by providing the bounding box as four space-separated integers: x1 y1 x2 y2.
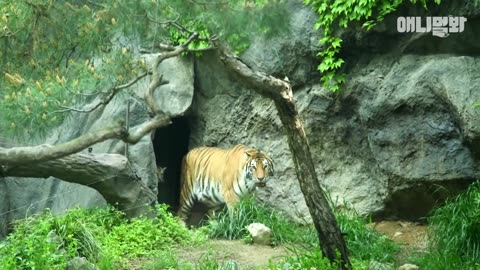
124 114 172 144
0 123 125 166
54 72 149 114
216 45 352 269
3 153 157 218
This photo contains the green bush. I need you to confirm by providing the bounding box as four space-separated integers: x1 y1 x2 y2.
0 204 200 270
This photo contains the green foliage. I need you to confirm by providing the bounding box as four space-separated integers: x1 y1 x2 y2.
304 0 442 91
0 0 288 139
101 204 194 261
0 204 203 270
411 181 480 269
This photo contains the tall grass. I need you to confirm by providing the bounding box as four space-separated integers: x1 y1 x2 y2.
411 181 480 269
336 209 399 263
206 196 317 245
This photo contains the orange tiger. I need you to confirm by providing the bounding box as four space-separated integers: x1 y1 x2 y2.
177 144 274 223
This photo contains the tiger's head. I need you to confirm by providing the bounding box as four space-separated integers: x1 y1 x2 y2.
244 149 274 188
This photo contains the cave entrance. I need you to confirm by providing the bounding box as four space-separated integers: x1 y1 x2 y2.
152 117 190 211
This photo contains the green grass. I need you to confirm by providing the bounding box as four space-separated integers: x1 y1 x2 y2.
205 196 317 245
410 181 480 269
336 208 399 264
0 204 204 270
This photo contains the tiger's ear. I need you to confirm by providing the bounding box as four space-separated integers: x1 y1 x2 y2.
268 164 275 176
268 162 275 176
244 149 257 157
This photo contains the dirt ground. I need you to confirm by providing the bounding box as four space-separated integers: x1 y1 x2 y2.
176 239 288 269
369 221 428 250
134 221 428 269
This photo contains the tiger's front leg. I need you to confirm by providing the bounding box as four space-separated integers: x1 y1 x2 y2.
207 205 223 219
224 192 240 228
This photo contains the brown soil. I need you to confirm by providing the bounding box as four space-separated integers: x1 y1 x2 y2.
369 221 428 249
176 239 288 269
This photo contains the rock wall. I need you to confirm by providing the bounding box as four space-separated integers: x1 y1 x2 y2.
189 1 480 222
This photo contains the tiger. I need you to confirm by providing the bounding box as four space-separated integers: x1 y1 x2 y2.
177 144 274 223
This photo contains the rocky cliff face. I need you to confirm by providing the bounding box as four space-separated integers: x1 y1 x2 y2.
189 1 480 222
1 1 479 237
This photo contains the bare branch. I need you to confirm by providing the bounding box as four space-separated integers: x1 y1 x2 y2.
0 122 126 166
3 152 157 218
125 114 173 144
53 72 149 114
216 44 351 269
215 42 289 99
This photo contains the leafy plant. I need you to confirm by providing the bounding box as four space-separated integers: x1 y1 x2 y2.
304 0 442 91
0 204 202 269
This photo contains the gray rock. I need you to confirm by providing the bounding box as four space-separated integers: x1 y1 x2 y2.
190 4 480 222
247 223 273 245
398 264 419 270
369 260 395 270
66 257 99 270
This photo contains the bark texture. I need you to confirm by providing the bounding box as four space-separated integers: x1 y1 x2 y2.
2 153 156 218
217 46 351 269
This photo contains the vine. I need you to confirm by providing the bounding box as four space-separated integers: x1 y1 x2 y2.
304 0 442 91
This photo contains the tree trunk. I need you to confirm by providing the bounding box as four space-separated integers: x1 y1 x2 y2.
217 46 351 269
2 152 157 218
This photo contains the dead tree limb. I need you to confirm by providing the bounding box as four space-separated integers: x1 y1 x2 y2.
216 45 351 269
2 153 156 218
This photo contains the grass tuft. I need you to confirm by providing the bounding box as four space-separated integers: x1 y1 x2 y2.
205 196 317 245
411 181 480 269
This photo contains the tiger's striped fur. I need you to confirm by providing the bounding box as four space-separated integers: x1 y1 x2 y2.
177 144 274 222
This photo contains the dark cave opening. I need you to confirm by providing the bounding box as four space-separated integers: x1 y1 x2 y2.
152 117 190 211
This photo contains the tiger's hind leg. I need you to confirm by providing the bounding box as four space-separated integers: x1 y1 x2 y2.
177 192 195 225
